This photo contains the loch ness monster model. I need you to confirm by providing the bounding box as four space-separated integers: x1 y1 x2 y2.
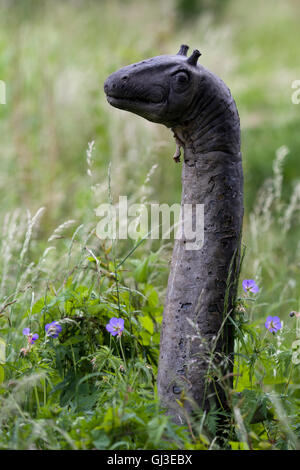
104 45 244 423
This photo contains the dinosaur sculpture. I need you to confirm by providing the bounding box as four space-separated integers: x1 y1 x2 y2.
104 45 243 422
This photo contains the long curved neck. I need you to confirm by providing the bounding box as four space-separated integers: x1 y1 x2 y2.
157 68 244 419
173 68 241 158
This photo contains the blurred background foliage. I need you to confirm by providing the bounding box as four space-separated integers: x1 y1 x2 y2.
0 0 299 220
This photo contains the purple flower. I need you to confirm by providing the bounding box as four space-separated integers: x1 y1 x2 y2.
242 279 259 294
45 321 62 338
22 327 39 344
106 317 124 337
265 316 282 333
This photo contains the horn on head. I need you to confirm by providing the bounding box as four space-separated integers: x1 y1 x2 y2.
187 49 201 66
177 44 189 56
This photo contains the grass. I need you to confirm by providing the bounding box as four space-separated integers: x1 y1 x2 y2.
0 0 299 450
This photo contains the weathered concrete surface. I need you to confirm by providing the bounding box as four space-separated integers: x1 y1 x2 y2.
104 46 243 420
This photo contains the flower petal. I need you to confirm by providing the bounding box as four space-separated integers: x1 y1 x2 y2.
106 318 124 335
242 280 250 292
45 321 62 337
242 279 259 294
265 316 272 328
106 324 115 333
250 284 259 293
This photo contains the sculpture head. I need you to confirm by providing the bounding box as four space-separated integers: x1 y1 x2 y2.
104 45 202 128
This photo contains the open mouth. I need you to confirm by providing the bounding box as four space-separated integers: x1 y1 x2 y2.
106 93 164 108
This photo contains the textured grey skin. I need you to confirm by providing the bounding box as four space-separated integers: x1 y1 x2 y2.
104 46 244 420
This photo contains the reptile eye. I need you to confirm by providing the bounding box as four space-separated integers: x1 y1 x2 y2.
175 72 189 83
172 71 190 92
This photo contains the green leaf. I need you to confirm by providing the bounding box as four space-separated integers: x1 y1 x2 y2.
133 258 149 283
92 431 110 450
230 441 249 450
62 336 85 346
144 285 159 308
0 337 5 364
139 316 154 334
140 330 150 346
0 365 4 384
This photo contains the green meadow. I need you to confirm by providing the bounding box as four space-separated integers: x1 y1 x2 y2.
0 0 299 450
